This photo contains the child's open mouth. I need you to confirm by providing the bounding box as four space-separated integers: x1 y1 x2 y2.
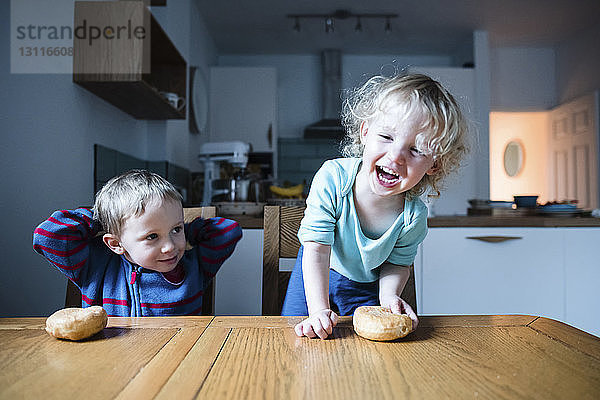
376 165 400 187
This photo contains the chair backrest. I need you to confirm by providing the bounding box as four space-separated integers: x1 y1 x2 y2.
65 206 217 315
262 206 304 315
261 205 418 316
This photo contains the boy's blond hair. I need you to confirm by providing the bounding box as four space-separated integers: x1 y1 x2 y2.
93 169 183 236
341 73 470 199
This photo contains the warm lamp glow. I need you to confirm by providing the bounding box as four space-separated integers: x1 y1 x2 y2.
489 112 550 202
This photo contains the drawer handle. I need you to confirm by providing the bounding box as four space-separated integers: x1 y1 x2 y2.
466 236 523 243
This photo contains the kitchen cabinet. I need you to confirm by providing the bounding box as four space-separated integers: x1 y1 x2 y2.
417 227 564 319
564 228 600 336
416 226 600 336
214 229 263 315
73 1 186 119
209 67 277 153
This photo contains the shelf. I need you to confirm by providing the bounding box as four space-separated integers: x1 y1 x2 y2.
73 1 186 119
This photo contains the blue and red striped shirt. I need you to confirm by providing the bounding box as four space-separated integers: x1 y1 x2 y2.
33 208 242 316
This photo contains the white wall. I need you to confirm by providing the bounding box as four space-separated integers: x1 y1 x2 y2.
0 0 217 316
490 47 557 111
490 23 600 111
556 23 600 104
218 54 453 140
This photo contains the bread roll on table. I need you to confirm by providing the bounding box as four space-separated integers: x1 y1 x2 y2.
353 306 412 341
45 306 108 341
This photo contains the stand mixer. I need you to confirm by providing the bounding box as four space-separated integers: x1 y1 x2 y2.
198 141 250 206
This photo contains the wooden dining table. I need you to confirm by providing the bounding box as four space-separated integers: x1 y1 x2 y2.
1 314 598 399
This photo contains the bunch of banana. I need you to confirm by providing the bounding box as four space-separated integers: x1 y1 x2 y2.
269 183 304 198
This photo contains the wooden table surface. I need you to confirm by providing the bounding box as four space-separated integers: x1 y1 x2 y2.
1 315 599 399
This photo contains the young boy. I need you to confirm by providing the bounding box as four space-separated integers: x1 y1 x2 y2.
33 169 242 316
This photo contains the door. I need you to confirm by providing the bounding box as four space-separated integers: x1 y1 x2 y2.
548 92 599 209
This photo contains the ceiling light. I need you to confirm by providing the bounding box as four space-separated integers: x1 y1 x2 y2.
287 10 397 34
325 17 334 33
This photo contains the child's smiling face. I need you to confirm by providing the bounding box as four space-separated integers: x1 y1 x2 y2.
359 109 437 198
110 198 186 272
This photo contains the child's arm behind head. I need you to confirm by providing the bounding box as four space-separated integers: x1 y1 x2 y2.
33 207 102 285
185 216 242 286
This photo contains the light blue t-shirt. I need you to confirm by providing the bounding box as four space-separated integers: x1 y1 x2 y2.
298 158 429 283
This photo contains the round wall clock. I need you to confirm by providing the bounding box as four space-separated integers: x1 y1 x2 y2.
190 67 208 134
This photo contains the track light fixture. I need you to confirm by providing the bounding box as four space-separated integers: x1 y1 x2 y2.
325 17 334 33
287 9 397 34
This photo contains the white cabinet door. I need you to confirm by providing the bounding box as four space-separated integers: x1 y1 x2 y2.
564 228 600 337
214 229 263 315
418 228 564 319
209 67 277 153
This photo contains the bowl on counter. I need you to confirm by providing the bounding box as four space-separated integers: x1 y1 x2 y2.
489 200 514 208
513 195 539 208
536 203 582 217
468 199 491 209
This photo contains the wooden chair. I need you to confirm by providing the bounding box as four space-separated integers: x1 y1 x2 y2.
261 205 417 316
65 206 217 315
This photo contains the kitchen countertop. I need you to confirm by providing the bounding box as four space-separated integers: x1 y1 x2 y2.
428 215 600 227
2 315 598 399
224 213 600 229
224 214 264 229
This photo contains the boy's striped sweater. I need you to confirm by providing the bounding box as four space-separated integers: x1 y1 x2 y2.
33 208 242 316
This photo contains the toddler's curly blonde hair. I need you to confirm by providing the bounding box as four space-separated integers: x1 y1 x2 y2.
341 73 470 199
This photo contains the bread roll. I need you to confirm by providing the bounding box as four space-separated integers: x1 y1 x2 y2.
45 306 108 341
353 306 412 341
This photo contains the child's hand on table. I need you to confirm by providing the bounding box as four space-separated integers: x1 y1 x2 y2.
294 308 339 339
380 294 419 332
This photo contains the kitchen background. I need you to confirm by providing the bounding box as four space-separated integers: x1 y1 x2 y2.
1 0 599 317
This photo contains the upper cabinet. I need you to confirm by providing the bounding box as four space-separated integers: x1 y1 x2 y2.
73 1 186 119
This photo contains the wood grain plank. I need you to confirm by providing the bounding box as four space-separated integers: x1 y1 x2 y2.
262 206 280 315
0 317 46 329
279 206 304 258
211 316 301 328
115 327 207 400
0 316 213 330
154 327 230 400
184 207 216 222
418 315 537 328
210 316 354 329
529 317 600 360
347 325 600 399
107 316 213 329
197 324 600 399
0 327 177 400
196 327 303 399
